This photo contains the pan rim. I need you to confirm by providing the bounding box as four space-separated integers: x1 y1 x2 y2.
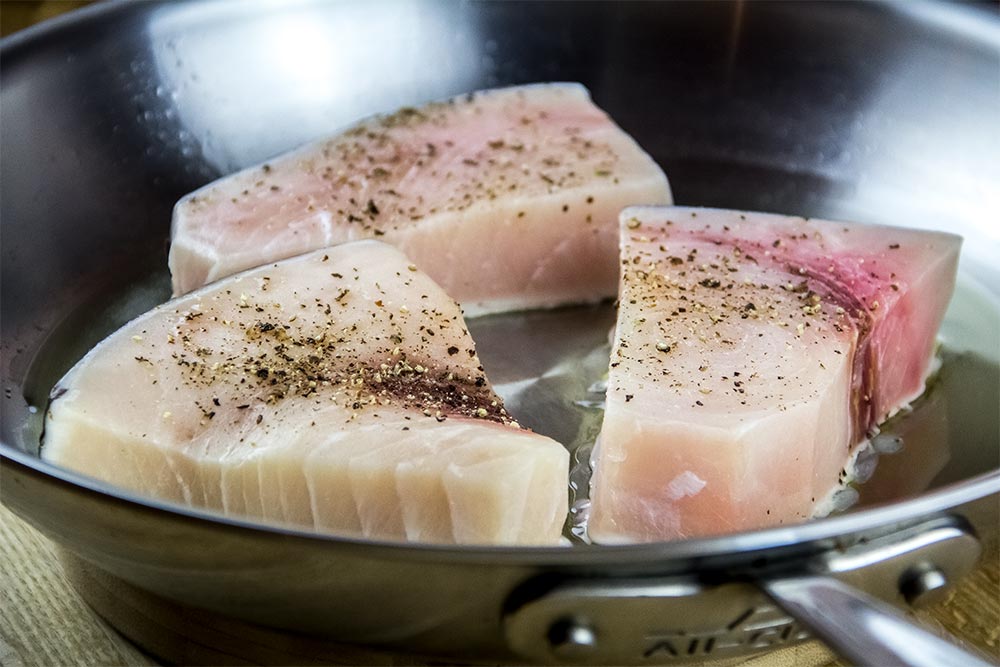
4 444 998 564
1 0 149 57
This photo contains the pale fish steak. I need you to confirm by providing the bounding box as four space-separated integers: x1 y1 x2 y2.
43 241 568 545
169 83 672 314
589 206 961 543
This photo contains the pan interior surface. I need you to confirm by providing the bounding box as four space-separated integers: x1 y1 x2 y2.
2 0 999 552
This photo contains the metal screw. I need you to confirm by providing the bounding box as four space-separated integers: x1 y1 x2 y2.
900 565 949 607
547 617 597 659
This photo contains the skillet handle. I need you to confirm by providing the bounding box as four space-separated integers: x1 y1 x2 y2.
760 574 995 667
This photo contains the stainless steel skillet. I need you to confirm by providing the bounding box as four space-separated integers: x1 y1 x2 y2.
2 1 998 664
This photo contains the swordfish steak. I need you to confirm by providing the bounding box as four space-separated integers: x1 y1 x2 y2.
589 206 961 542
169 83 671 313
42 241 568 545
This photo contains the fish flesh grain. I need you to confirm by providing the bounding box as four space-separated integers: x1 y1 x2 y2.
588 206 961 543
42 241 569 545
169 83 672 314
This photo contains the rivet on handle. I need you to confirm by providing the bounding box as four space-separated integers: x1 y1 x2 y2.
547 617 598 659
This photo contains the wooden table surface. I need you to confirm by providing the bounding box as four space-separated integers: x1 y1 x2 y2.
2 502 997 667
